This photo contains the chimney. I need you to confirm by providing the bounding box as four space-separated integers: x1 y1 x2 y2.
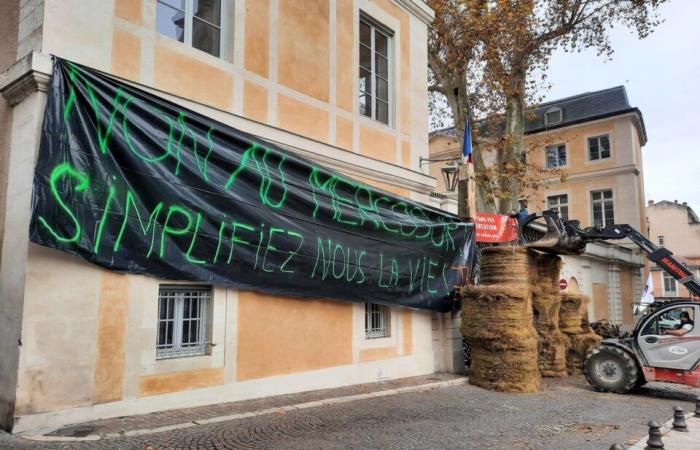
674 200 678 204
683 202 687 207
648 200 654 206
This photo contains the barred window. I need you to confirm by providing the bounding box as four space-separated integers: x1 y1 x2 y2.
591 190 614 227
588 134 611 161
658 236 665 247
365 303 390 339
157 286 211 359
547 194 569 220
359 14 393 125
156 0 225 58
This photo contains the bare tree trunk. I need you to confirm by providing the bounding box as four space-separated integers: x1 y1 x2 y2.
499 69 526 214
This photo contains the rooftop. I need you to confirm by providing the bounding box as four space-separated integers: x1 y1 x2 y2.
431 85 647 145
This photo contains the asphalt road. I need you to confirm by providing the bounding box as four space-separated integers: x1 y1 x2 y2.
2 376 698 449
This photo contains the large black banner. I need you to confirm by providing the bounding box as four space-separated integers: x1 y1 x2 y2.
29 58 475 312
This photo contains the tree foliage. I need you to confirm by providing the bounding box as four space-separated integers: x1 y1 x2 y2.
428 0 666 213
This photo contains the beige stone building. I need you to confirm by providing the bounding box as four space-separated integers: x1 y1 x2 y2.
646 200 700 300
0 0 468 433
429 87 648 325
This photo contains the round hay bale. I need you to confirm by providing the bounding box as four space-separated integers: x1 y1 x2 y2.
469 341 541 393
533 253 563 294
461 288 533 336
532 292 562 333
479 246 530 288
537 334 568 377
565 332 602 375
464 328 538 352
559 293 584 334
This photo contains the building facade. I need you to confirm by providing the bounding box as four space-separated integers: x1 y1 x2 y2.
647 200 700 300
0 0 467 433
429 87 648 325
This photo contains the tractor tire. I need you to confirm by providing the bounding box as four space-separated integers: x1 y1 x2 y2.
583 345 639 394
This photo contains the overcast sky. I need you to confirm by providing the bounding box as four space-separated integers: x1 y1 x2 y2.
544 0 700 214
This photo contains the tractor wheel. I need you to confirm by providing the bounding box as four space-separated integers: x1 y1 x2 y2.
583 345 639 394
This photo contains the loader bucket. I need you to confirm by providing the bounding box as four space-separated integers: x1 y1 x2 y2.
519 212 587 255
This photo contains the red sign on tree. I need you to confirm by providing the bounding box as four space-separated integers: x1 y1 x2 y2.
474 213 519 243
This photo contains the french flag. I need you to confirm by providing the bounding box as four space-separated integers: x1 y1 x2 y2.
462 114 472 164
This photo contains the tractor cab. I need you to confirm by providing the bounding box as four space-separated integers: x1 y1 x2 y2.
585 301 700 393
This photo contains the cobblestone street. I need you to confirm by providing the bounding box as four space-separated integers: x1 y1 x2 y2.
3 376 699 450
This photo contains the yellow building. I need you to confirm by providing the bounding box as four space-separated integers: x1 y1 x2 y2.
0 0 466 433
429 87 648 325
647 199 700 300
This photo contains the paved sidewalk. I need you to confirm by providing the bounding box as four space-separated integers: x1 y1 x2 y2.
30 373 465 438
2 375 699 449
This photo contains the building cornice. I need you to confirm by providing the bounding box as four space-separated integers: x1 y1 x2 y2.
543 164 640 184
0 52 52 106
394 0 435 25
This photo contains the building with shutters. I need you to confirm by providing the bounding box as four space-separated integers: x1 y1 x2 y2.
429 86 648 326
0 0 468 433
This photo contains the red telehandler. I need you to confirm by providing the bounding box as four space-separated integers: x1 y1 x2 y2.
521 211 700 393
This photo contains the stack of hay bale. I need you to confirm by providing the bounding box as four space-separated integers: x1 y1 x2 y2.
530 253 568 377
461 247 540 392
559 293 602 374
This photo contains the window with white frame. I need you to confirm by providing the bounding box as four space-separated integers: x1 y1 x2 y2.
359 14 392 125
544 107 562 125
548 194 569 220
156 0 225 58
658 235 665 247
545 144 567 168
662 272 678 296
588 134 611 161
365 303 390 339
157 285 211 359
591 189 614 227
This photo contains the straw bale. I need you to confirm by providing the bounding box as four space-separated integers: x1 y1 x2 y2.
537 335 568 377
565 332 602 375
461 289 533 336
531 253 563 294
469 342 541 393
479 246 530 288
532 292 561 333
559 293 585 334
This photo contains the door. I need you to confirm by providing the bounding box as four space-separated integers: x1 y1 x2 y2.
637 305 700 370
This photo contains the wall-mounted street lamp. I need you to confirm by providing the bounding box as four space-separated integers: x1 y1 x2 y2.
419 156 460 193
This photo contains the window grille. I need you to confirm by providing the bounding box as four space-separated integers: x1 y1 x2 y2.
157 286 210 359
545 144 567 168
365 303 390 339
588 134 611 160
156 0 225 58
359 14 393 125
547 194 569 220
658 236 665 247
591 190 614 227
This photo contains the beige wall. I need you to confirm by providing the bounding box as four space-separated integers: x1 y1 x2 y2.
429 115 646 232
0 0 447 430
647 201 700 259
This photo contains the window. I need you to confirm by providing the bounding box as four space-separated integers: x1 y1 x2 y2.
545 144 567 168
591 190 614 227
548 194 569 220
663 272 678 296
359 15 392 125
658 236 665 247
157 286 211 359
365 303 390 339
156 0 225 58
588 134 611 161
544 107 562 125
641 306 694 336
